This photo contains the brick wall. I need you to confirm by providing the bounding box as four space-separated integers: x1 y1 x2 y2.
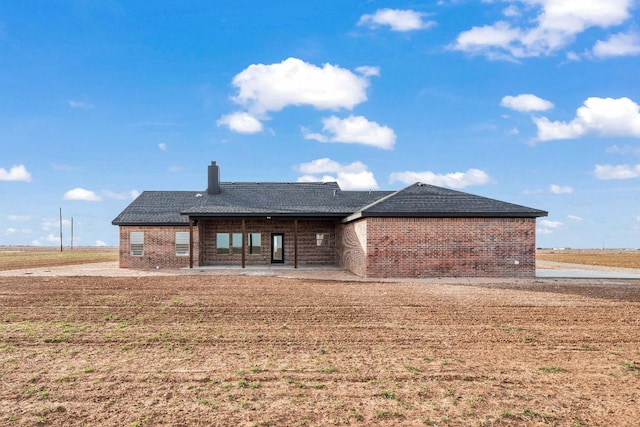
199 219 339 267
118 225 199 269
358 217 537 278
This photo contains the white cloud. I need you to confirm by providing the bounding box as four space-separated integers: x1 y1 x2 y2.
534 97 640 141
95 240 107 247
103 190 139 200
295 158 378 190
452 0 634 59
0 164 32 182
8 215 30 222
537 219 564 234
63 188 102 202
568 215 583 222
501 94 554 112
158 143 168 151
389 168 492 189
68 100 94 109
229 57 373 116
216 111 264 134
607 144 640 155
355 66 380 77
304 115 396 149
358 8 436 32
550 184 573 194
594 164 640 180
45 233 60 243
593 31 640 57
168 165 182 173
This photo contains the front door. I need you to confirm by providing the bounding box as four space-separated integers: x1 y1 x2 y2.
271 233 284 263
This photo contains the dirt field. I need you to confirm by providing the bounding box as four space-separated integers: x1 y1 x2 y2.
536 249 640 269
0 247 118 271
1 270 639 426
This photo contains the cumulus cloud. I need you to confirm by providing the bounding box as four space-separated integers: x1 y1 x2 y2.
537 219 563 234
550 184 573 194
389 168 492 189
0 164 31 182
295 158 378 190
358 8 436 32
594 164 640 180
95 240 107 247
217 111 264 134
593 31 640 57
533 97 640 141
501 94 554 112
229 57 373 115
63 188 102 202
158 143 168 151
304 115 396 149
218 58 378 134
452 0 634 59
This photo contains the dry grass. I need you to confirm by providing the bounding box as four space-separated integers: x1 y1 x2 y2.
0 247 118 271
537 249 640 269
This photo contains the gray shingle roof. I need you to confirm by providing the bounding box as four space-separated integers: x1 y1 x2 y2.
344 183 547 222
112 181 546 225
111 182 392 225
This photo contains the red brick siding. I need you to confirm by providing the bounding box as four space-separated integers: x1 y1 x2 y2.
360 217 536 278
118 225 199 269
199 219 339 266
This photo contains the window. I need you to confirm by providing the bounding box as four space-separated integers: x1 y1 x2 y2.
316 233 330 247
130 232 144 256
216 233 230 255
175 232 189 256
232 233 243 255
248 233 261 255
217 232 243 255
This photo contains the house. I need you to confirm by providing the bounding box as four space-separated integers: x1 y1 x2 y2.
112 161 547 278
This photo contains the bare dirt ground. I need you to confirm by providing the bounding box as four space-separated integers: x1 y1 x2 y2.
537 249 640 269
1 250 639 426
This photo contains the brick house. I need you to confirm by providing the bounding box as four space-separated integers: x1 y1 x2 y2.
112 161 547 278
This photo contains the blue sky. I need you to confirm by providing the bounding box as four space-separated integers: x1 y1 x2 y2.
2 0 640 248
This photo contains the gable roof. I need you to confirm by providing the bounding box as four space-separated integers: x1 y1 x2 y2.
112 181 547 226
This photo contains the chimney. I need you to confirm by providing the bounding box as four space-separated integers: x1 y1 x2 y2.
207 161 221 194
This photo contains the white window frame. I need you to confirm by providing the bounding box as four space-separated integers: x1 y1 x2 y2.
175 232 189 256
130 232 144 256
